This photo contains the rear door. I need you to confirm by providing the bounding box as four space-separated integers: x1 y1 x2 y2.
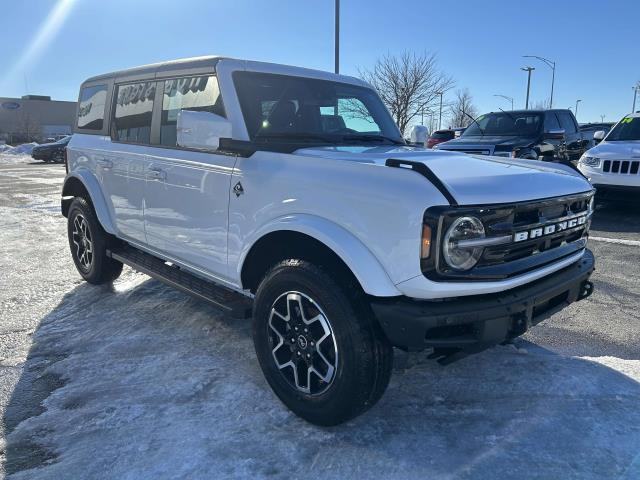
143 74 234 280
107 81 157 243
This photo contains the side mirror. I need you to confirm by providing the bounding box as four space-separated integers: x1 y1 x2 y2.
593 130 605 144
409 125 429 146
545 128 565 140
177 110 232 151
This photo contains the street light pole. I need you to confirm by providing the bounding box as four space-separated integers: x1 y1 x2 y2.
493 94 514 110
524 55 556 108
633 83 639 113
437 92 444 129
575 99 582 121
334 0 340 74
521 67 535 109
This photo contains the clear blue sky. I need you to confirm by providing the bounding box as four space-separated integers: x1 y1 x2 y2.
2 0 638 124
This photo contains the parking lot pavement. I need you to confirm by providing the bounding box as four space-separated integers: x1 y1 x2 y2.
1 155 639 479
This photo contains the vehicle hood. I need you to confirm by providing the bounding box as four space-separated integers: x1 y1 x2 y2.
586 140 640 159
34 142 63 150
295 145 592 205
437 135 536 149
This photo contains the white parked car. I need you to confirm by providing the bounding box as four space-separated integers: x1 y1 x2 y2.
62 56 596 425
578 113 640 194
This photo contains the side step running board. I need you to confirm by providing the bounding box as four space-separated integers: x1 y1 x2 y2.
108 245 253 319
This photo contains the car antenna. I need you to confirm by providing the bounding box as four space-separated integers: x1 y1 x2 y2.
498 107 516 121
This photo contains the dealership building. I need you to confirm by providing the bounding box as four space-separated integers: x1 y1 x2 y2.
0 95 76 144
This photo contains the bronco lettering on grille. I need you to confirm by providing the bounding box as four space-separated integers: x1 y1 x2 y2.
513 215 587 243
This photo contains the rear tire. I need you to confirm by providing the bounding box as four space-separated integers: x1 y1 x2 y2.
67 197 123 284
253 259 393 426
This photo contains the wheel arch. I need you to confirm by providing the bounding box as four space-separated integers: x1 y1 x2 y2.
238 215 401 297
61 171 116 235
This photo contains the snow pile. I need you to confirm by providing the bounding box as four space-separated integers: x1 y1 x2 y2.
0 153 33 164
0 144 13 153
4 142 39 155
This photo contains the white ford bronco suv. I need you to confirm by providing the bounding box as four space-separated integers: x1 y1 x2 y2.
62 56 595 425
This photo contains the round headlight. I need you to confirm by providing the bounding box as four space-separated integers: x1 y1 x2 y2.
442 216 485 271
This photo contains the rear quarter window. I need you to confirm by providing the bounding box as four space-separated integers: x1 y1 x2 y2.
77 84 108 131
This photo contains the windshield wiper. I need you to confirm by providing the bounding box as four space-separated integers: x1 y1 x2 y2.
254 132 335 143
461 111 485 136
340 134 405 145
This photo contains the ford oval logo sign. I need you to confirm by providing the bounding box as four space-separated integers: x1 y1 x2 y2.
1 102 20 110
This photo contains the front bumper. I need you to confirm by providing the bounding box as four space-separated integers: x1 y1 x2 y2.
371 249 594 354
579 166 640 189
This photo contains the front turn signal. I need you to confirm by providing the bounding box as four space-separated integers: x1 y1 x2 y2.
421 224 432 259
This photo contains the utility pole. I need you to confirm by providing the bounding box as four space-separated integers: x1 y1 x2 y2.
600 114 606 123
521 67 535 109
436 92 444 130
633 83 639 113
334 0 340 74
493 94 514 110
524 55 556 108
575 99 582 121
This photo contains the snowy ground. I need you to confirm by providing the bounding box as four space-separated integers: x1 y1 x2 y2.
1 153 640 479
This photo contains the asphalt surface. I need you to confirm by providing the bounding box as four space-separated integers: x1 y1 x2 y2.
1 156 639 479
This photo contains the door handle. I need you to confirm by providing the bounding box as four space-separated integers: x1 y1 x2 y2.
146 166 166 181
97 158 113 169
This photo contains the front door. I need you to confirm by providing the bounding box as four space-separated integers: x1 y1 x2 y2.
143 149 236 280
142 74 234 280
557 111 584 161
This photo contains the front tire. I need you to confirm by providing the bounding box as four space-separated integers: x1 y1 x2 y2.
253 260 393 426
67 197 123 284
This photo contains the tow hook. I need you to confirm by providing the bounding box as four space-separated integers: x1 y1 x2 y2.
578 280 594 301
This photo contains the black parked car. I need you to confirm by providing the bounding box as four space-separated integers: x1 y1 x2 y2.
31 135 71 163
435 109 589 164
579 122 615 147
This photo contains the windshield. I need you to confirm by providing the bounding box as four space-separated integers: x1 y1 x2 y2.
462 112 543 137
606 116 640 141
233 71 403 144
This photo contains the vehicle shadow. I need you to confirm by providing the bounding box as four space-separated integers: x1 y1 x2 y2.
24 162 63 166
591 192 640 235
3 277 640 479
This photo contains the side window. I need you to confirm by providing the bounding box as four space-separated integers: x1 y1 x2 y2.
77 84 107 130
544 112 561 132
557 111 577 134
160 75 224 147
112 82 156 144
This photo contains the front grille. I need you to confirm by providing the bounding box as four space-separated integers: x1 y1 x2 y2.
423 191 594 281
602 159 640 174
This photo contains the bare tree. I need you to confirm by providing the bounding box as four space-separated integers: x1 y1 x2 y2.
359 51 454 135
447 89 478 128
531 99 548 110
